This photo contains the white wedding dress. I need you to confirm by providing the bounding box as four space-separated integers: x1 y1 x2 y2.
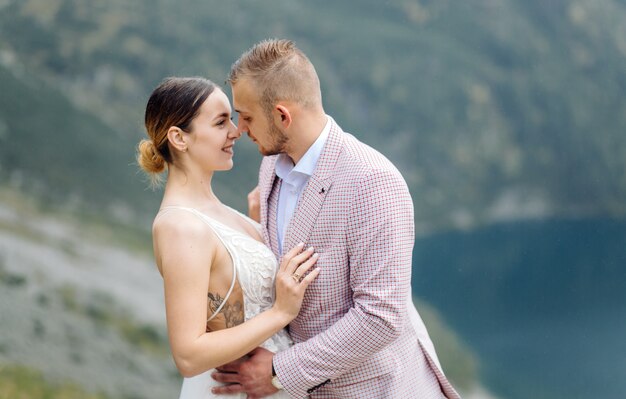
157 206 293 399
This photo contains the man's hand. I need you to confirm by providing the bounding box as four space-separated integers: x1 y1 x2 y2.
247 186 261 223
211 347 278 398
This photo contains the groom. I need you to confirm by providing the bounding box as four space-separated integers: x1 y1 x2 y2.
212 39 460 399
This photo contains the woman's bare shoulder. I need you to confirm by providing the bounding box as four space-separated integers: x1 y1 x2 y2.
152 209 219 272
152 209 208 237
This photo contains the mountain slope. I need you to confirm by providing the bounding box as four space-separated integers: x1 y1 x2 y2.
1 0 625 230
0 63 159 221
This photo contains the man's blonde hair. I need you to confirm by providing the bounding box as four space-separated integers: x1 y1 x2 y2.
229 39 322 116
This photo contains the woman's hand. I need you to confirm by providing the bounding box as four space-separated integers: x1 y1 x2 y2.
273 243 320 320
247 186 260 223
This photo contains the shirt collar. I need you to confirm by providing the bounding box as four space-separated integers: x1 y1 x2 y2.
275 116 331 183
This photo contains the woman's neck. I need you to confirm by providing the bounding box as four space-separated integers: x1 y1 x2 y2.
162 166 220 209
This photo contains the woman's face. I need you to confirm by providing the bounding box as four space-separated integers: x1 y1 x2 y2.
185 89 241 172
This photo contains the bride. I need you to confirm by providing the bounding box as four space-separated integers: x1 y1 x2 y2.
137 76 320 398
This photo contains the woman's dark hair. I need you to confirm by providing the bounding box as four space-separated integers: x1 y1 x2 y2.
137 77 217 176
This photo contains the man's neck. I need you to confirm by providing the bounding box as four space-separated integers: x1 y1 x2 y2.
286 112 328 164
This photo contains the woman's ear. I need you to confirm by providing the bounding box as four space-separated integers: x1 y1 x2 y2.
274 104 292 129
167 126 188 153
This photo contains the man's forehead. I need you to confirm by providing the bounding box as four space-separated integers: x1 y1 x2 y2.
232 79 259 112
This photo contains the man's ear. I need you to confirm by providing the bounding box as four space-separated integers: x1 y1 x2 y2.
167 126 188 153
275 104 292 129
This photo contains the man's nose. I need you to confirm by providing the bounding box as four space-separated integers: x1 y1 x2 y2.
236 121 247 136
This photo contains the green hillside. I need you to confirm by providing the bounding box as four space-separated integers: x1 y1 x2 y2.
0 64 155 217
1 0 625 230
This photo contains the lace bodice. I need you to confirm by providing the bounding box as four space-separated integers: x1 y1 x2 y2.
158 206 292 353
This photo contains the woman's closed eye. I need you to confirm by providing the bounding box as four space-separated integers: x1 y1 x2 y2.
216 117 232 127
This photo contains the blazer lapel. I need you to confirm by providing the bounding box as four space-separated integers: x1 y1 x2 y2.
259 156 278 247
282 176 333 253
282 119 344 253
266 177 281 256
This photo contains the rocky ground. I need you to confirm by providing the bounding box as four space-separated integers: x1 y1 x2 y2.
0 196 180 398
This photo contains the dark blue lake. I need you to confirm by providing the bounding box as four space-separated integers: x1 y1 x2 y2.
412 218 626 399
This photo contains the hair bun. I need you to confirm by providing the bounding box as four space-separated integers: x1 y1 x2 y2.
137 139 166 174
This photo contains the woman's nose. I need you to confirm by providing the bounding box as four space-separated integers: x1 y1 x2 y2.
229 119 242 139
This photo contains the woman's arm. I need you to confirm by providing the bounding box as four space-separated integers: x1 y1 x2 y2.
154 211 318 377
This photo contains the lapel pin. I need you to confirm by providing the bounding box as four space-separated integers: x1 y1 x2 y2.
319 187 326 194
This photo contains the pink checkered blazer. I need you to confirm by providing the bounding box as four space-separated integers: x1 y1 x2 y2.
261 119 460 398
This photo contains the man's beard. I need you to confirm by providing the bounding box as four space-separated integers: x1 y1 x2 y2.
260 121 289 156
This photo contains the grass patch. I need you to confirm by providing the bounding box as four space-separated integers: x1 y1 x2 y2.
415 298 479 392
0 261 27 288
0 364 110 399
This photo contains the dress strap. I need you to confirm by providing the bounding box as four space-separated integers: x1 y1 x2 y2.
156 206 238 322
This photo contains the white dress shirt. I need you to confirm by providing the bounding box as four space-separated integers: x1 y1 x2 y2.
275 116 331 253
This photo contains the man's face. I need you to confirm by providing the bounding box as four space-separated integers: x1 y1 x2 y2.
231 78 288 156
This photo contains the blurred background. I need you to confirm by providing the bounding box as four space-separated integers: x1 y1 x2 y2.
0 0 625 398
